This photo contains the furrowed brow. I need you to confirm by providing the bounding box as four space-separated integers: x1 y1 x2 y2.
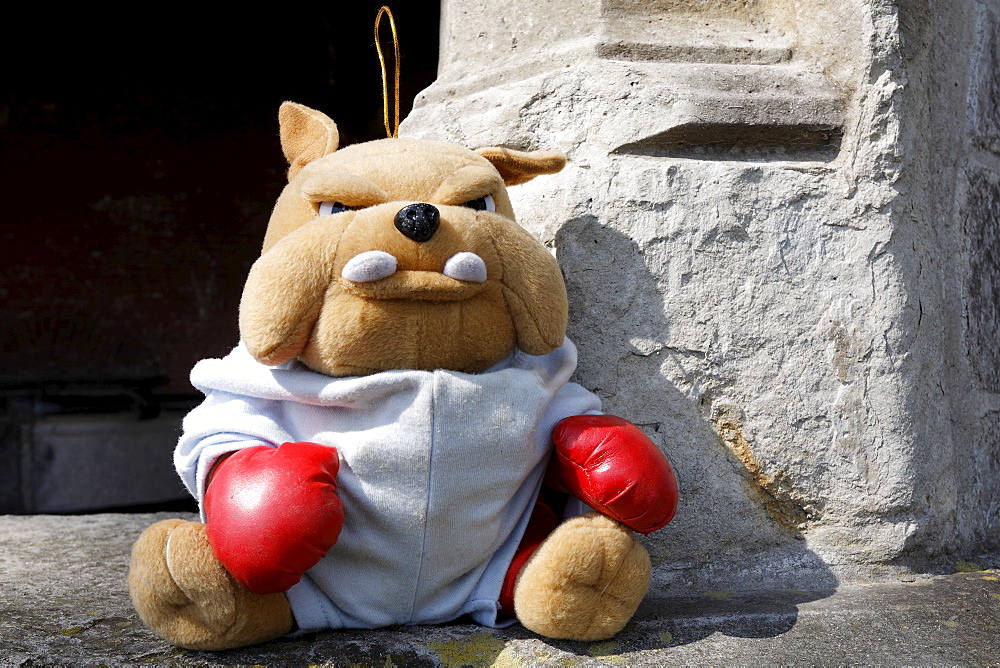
300 170 390 207
432 165 505 205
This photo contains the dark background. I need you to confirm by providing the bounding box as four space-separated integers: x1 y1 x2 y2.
0 5 440 407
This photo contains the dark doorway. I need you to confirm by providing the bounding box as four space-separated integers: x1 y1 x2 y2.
0 4 440 512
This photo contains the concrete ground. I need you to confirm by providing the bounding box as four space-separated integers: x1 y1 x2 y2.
1 513 998 666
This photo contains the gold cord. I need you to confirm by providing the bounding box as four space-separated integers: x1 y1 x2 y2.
375 6 400 138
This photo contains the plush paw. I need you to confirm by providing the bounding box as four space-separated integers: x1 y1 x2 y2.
513 511 651 641
128 519 294 650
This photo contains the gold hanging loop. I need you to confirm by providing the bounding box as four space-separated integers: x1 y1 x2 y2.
375 6 400 138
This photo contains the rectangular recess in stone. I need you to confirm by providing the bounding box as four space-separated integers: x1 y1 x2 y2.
613 123 843 161
596 18 792 66
598 1 790 65
961 165 1000 393
597 40 792 65
968 6 1000 154
602 0 767 18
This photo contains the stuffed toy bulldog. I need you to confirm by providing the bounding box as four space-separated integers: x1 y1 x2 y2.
128 102 679 651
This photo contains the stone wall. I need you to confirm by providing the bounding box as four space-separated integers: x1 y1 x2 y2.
402 0 1000 589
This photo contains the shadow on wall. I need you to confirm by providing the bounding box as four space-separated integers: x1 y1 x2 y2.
554 215 838 645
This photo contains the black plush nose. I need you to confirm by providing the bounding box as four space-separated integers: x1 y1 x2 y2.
394 203 440 242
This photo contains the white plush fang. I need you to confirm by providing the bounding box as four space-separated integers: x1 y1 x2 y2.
442 252 488 283
342 251 398 283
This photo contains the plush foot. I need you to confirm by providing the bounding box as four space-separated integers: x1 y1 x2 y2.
128 519 294 650
513 511 651 641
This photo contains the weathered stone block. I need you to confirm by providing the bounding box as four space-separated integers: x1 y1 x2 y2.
403 0 1000 586
2 513 998 664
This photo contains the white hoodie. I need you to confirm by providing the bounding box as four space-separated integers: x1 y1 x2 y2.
174 338 601 631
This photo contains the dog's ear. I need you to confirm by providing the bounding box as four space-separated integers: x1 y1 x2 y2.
240 219 341 366
279 102 340 181
489 220 569 355
476 147 567 186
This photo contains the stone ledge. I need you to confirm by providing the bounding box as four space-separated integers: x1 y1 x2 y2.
2 513 998 665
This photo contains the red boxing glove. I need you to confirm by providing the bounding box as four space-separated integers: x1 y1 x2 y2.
204 441 344 594
547 415 678 534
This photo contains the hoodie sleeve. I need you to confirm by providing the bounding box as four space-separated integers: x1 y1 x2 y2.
174 388 296 512
543 381 602 422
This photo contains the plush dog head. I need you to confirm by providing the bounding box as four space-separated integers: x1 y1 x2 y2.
239 102 568 377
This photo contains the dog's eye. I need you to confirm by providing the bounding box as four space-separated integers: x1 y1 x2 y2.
462 194 495 213
318 201 355 216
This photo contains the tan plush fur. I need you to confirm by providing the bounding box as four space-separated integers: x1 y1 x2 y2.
279 102 340 180
129 102 649 648
475 147 566 186
129 520 293 650
514 512 652 641
241 103 570 376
